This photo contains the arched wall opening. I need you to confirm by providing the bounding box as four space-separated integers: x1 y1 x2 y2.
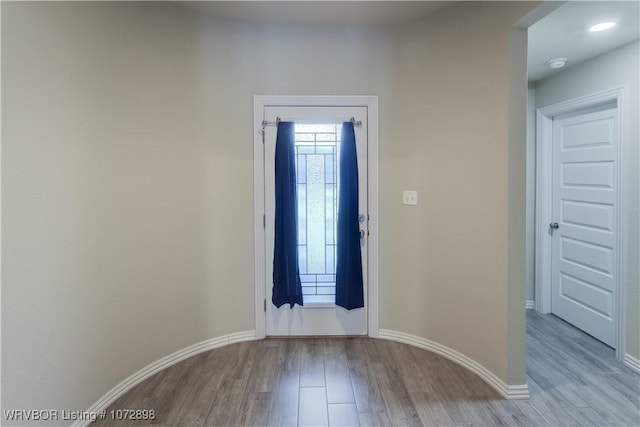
1 2 542 423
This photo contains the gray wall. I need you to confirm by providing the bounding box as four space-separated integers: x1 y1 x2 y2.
380 2 532 385
534 40 640 360
2 3 211 424
2 2 536 423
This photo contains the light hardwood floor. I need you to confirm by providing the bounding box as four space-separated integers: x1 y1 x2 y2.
94 311 640 426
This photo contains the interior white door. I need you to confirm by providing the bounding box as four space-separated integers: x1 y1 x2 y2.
551 107 618 347
264 106 368 336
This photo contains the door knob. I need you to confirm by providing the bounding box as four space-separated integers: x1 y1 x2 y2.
550 222 559 230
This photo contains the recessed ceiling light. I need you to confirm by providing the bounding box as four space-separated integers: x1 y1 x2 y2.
546 58 567 69
589 21 617 32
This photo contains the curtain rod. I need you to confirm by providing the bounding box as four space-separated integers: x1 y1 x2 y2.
261 117 362 130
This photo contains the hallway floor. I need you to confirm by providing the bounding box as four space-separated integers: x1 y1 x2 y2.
94 311 640 426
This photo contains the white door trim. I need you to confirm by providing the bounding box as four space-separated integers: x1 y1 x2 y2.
253 95 379 340
535 86 626 359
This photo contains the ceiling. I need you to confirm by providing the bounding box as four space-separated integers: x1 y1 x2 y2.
182 1 451 26
528 1 640 83
180 1 638 83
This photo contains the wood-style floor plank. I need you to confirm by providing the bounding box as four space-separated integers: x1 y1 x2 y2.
299 339 325 388
325 352 355 404
327 403 359 427
93 311 640 426
371 362 422 426
266 370 300 427
298 387 328 427
348 359 386 413
407 390 455 426
357 411 392 427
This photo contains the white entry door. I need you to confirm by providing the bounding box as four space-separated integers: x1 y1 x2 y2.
264 106 368 336
551 107 618 347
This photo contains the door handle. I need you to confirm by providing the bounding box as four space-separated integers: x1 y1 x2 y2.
550 222 559 230
359 229 365 239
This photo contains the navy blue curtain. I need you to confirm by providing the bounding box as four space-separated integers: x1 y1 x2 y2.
335 122 364 310
272 122 303 308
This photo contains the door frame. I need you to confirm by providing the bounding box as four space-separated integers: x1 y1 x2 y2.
535 86 626 359
253 95 379 340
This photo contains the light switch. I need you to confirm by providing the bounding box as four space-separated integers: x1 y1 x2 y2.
402 190 418 206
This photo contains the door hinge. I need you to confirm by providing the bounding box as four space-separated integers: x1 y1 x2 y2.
263 214 266 229
264 299 267 312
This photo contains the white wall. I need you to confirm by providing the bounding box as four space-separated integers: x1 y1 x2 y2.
534 41 640 360
2 2 536 423
525 88 536 305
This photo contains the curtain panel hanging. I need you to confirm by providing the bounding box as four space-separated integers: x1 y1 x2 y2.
272 122 303 308
335 122 364 310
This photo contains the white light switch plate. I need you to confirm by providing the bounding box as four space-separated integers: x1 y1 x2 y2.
402 190 418 206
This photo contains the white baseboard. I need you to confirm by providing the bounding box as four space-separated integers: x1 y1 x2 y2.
624 353 640 374
525 300 536 309
72 331 256 427
378 329 530 400
74 327 535 426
